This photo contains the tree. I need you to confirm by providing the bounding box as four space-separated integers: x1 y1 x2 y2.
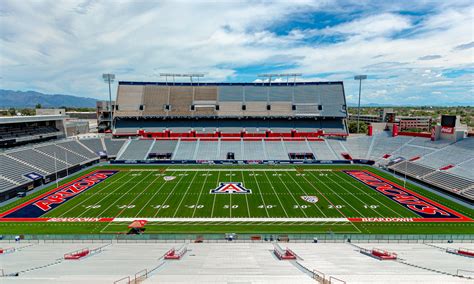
8 107 16 116
348 121 368 134
35 103 42 109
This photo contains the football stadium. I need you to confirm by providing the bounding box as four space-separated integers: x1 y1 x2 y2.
0 1 473 283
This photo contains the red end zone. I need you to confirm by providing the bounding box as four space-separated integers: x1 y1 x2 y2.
0 170 118 222
343 170 472 223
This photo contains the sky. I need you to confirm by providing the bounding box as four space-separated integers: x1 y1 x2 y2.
0 0 473 106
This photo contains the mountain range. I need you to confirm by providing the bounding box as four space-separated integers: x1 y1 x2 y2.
0 89 97 108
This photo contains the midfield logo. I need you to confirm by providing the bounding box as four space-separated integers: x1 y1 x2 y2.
210 182 252 194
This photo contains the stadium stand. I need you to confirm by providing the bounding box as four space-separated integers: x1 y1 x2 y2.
389 161 436 178
7 148 70 173
117 139 153 160
265 141 289 160
0 155 48 183
219 141 242 160
148 140 178 158
388 160 474 199
423 171 473 193
79 138 106 155
0 137 125 200
414 138 474 169
109 128 473 202
194 141 219 160
172 141 198 160
0 115 66 148
243 141 266 160
103 138 126 157
113 81 348 138
307 140 337 160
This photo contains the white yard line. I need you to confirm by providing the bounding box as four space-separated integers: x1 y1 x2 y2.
153 172 195 218
284 172 328 218
191 171 211 218
172 171 200 217
305 171 364 217
274 173 308 217
51 172 131 217
112 217 349 222
116 173 164 218
323 173 384 217
251 170 270 217
163 168 298 172
94 172 155 217
133 171 177 217
240 171 251 217
210 171 221 217
262 171 289 217
333 171 406 218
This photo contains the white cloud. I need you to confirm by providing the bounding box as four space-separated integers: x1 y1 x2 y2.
322 13 412 39
0 0 472 106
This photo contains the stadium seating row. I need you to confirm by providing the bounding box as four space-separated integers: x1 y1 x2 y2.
388 161 474 199
113 118 347 135
1 132 472 202
114 82 347 118
0 125 59 141
0 137 126 199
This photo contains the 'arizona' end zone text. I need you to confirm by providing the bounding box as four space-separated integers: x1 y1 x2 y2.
343 170 471 222
0 170 118 219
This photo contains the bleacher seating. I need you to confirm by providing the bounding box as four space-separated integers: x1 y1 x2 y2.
342 136 371 159
173 141 197 160
285 141 312 154
423 171 473 192
7 148 69 173
103 138 126 157
460 188 474 200
0 155 49 183
243 141 266 160
195 141 219 160
388 161 436 178
368 134 413 160
35 144 84 165
117 140 153 160
219 141 242 160
79 138 105 154
149 140 177 154
113 81 349 136
0 124 60 141
415 138 474 169
0 177 17 192
388 160 474 196
265 141 288 160
0 137 125 200
307 141 337 160
57 141 97 160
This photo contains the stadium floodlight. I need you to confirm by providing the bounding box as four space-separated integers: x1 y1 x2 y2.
160 73 205 85
258 73 302 85
102 73 116 125
354 75 368 133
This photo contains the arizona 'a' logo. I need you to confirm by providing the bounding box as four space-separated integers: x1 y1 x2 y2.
210 182 251 194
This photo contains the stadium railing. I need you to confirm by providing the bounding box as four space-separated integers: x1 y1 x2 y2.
1 233 473 242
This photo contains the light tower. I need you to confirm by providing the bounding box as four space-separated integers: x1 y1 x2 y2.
102 73 115 129
354 74 367 133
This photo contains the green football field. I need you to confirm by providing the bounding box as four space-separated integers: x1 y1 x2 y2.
42 169 422 219
0 165 472 235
